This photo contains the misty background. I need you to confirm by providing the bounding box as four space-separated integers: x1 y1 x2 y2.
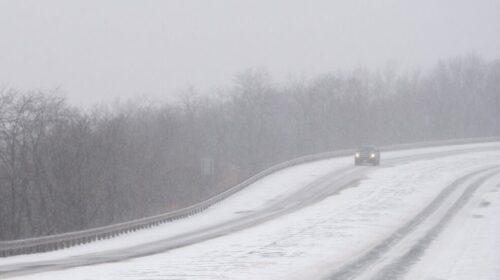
1 0 499 106
0 1 499 240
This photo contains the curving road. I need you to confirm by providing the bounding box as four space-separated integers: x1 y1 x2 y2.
1 142 500 279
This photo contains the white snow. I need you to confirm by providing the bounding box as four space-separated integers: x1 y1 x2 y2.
6 142 500 280
405 172 500 280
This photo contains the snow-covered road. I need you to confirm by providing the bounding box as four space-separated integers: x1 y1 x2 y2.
2 142 500 279
405 167 500 280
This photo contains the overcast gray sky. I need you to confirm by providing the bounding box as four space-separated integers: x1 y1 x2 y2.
1 0 499 107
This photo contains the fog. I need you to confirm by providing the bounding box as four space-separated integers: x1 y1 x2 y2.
2 53 500 239
1 0 499 106
1 0 500 241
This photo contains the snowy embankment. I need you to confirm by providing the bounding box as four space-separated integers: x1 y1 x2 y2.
0 155 351 266
3 142 500 279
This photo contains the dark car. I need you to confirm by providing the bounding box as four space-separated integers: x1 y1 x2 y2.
354 145 380 166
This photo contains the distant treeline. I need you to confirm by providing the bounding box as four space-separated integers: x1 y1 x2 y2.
1 54 499 240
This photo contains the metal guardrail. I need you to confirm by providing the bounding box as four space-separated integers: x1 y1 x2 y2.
1 137 499 257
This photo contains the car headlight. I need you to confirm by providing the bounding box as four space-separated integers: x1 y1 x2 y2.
355 153 360 158
370 153 375 158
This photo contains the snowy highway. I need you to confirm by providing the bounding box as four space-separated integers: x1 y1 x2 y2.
1 142 500 280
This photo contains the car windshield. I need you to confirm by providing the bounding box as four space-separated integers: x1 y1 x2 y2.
358 146 377 152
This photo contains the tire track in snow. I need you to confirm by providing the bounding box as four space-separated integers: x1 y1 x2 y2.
369 170 500 280
325 165 500 280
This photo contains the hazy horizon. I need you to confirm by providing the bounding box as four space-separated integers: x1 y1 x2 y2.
1 0 499 107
